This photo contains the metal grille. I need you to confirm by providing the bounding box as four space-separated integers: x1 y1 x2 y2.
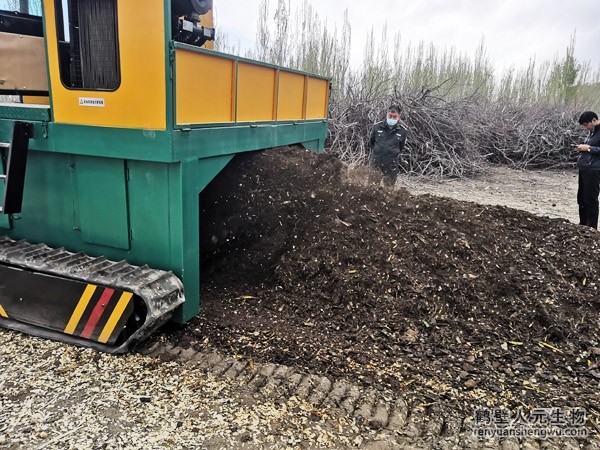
67 0 82 87
62 0 120 90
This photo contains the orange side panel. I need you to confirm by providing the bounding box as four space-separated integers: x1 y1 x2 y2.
236 63 276 122
176 49 235 125
277 72 305 121
306 77 329 120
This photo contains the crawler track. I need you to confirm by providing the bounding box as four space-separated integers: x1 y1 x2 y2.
0 237 183 353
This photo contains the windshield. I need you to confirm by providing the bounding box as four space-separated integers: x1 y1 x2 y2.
0 0 43 16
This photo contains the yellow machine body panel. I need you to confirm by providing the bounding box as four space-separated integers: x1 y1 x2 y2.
277 71 305 120
237 62 277 122
175 48 329 126
175 49 236 124
43 0 167 130
306 77 329 120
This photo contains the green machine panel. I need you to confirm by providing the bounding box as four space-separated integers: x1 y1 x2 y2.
125 160 172 267
74 156 130 250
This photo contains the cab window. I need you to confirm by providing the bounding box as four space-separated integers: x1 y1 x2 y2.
54 0 120 90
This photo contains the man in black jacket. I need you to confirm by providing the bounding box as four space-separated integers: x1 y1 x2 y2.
576 111 600 229
369 106 407 186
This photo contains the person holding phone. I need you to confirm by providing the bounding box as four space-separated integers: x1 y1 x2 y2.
575 111 600 229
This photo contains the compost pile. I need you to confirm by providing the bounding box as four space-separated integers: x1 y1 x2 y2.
164 147 600 420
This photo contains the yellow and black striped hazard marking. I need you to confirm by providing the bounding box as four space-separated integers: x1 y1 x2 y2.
0 264 139 346
64 284 135 344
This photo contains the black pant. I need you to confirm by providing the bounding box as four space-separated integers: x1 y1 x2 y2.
369 155 399 186
578 170 600 229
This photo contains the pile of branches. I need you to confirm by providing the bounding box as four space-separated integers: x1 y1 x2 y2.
477 104 582 169
327 91 583 178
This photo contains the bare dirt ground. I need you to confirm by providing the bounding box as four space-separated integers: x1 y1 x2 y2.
397 167 579 225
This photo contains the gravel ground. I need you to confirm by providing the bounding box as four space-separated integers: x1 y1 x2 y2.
0 331 372 449
397 167 578 224
2 331 598 450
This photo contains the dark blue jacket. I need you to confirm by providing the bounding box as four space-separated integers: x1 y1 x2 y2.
578 124 600 171
369 122 407 160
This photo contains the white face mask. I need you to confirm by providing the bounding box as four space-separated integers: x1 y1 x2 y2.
386 118 398 127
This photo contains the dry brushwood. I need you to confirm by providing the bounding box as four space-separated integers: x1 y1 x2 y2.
327 91 584 178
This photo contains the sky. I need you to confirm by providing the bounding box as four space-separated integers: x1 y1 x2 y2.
214 0 600 74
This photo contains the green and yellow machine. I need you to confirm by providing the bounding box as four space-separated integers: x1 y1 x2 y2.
0 0 329 352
